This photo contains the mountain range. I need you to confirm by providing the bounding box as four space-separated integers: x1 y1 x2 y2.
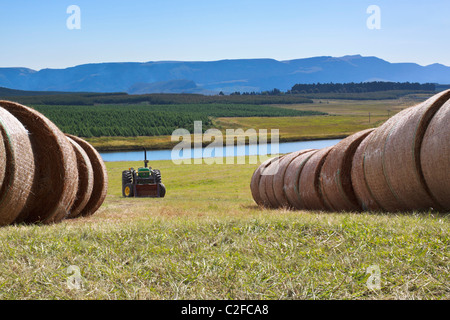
0 55 449 94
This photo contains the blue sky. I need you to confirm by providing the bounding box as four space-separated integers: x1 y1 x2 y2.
0 0 449 70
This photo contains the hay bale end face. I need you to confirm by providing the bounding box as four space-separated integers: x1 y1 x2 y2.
259 156 286 208
298 146 333 211
0 129 6 193
320 129 374 212
0 101 79 224
420 99 450 210
283 150 318 210
67 136 95 219
0 107 35 226
66 134 108 216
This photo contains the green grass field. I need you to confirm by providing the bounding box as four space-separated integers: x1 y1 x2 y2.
0 158 448 300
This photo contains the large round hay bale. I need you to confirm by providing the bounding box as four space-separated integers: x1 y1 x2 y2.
420 99 450 210
382 90 450 211
298 146 333 211
0 129 6 192
0 107 35 226
66 134 108 216
66 136 94 219
259 156 286 208
359 107 414 212
320 129 374 212
250 156 282 207
351 130 383 212
272 149 315 208
283 150 318 210
0 101 79 224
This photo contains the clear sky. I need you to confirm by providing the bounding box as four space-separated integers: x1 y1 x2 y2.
0 0 449 70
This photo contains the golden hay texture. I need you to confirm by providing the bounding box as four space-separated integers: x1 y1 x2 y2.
320 129 374 212
250 156 282 207
0 128 5 193
283 150 318 210
66 134 108 216
0 101 79 224
272 149 315 208
66 136 95 219
298 146 333 211
382 89 450 211
0 107 35 226
259 155 286 208
420 99 450 210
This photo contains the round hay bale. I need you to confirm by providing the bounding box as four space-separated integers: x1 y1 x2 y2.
66 134 108 216
250 156 282 207
0 101 79 224
283 150 318 210
382 90 450 211
66 136 94 219
320 129 374 212
420 99 450 210
259 155 287 208
0 129 6 192
351 130 383 212
272 149 315 208
359 107 414 212
0 107 35 226
298 146 333 211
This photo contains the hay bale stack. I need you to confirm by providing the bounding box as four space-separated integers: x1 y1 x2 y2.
250 156 282 207
272 149 315 208
0 129 5 192
0 107 35 226
320 129 374 212
382 90 450 211
298 146 333 211
67 136 95 219
283 150 318 209
420 99 450 210
354 107 413 212
350 130 383 211
66 134 108 216
0 101 79 224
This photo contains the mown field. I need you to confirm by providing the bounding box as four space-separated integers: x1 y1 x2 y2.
0 157 448 300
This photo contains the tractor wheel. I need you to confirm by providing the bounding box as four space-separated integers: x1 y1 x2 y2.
123 183 134 197
122 170 133 184
154 170 162 183
158 183 166 198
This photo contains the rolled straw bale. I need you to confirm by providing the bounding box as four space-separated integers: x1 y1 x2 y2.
320 129 374 212
0 129 5 191
420 99 450 210
283 149 318 209
0 107 35 226
66 136 94 219
358 107 414 212
250 156 282 207
272 149 315 208
351 130 383 211
66 134 108 216
259 155 287 208
298 146 333 211
0 101 79 224
382 89 450 211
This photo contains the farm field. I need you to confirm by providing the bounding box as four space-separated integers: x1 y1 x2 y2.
83 95 433 151
0 158 447 300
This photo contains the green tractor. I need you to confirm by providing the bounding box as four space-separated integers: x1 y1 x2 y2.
122 148 166 198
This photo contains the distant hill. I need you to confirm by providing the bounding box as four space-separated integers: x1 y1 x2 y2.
1 55 449 94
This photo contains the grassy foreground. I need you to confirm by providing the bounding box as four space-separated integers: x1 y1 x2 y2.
0 158 448 300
